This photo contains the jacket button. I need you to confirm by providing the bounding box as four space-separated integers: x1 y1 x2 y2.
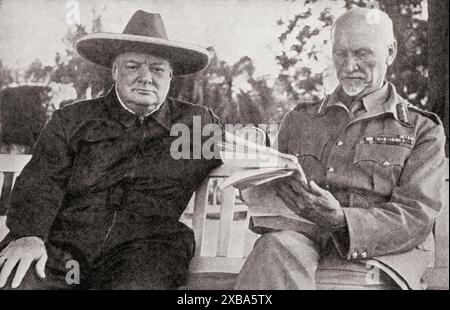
124 172 135 179
382 161 390 166
327 167 334 173
351 251 358 259
360 252 367 259
322 183 330 190
336 140 344 146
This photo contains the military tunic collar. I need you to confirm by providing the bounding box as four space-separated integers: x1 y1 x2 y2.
318 82 411 126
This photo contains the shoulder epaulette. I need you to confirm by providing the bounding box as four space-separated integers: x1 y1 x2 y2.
293 99 322 112
407 104 443 126
395 101 412 126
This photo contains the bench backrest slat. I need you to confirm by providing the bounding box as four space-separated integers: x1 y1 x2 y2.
217 186 236 257
192 177 210 256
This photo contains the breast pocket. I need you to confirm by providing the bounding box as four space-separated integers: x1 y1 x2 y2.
78 129 124 165
352 143 411 196
70 121 124 156
68 122 125 193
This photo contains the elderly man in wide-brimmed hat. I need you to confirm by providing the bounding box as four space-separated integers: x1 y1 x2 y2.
0 10 222 289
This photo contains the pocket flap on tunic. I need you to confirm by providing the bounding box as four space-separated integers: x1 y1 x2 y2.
353 143 411 168
70 120 123 146
292 140 327 161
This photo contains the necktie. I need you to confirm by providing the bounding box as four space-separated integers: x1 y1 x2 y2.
348 100 364 117
337 88 365 117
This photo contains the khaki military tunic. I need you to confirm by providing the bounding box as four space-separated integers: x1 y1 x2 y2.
273 82 446 289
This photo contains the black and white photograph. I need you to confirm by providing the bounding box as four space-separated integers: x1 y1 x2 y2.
0 0 448 294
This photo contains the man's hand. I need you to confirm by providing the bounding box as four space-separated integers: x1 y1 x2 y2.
274 171 346 231
0 236 47 288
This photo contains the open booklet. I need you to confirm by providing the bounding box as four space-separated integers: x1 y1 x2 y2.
217 131 323 239
217 131 307 190
240 182 325 241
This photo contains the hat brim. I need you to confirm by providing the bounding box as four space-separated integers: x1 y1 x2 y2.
75 33 211 76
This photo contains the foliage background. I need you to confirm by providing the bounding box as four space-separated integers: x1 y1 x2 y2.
0 0 448 153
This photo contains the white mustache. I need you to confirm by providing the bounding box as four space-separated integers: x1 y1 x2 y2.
340 74 365 79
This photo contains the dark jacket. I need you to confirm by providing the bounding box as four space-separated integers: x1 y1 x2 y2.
3 87 222 264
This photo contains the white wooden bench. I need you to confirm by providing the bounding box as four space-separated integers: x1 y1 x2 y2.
0 154 448 289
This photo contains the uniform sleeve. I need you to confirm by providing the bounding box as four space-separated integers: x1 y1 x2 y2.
272 111 292 153
5 110 73 242
333 122 447 259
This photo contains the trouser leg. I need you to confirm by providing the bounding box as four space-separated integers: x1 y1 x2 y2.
234 230 401 290
234 230 320 290
88 236 194 290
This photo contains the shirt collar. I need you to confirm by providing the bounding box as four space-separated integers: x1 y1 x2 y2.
150 97 172 131
106 85 172 130
115 84 138 116
319 82 400 119
360 82 390 113
381 82 407 123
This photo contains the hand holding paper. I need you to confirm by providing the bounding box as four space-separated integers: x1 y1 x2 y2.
274 172 346 231
240 180 325 242
217 128 321 238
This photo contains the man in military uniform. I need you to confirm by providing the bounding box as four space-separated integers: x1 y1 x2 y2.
236 8 446 289
0 11 221 289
